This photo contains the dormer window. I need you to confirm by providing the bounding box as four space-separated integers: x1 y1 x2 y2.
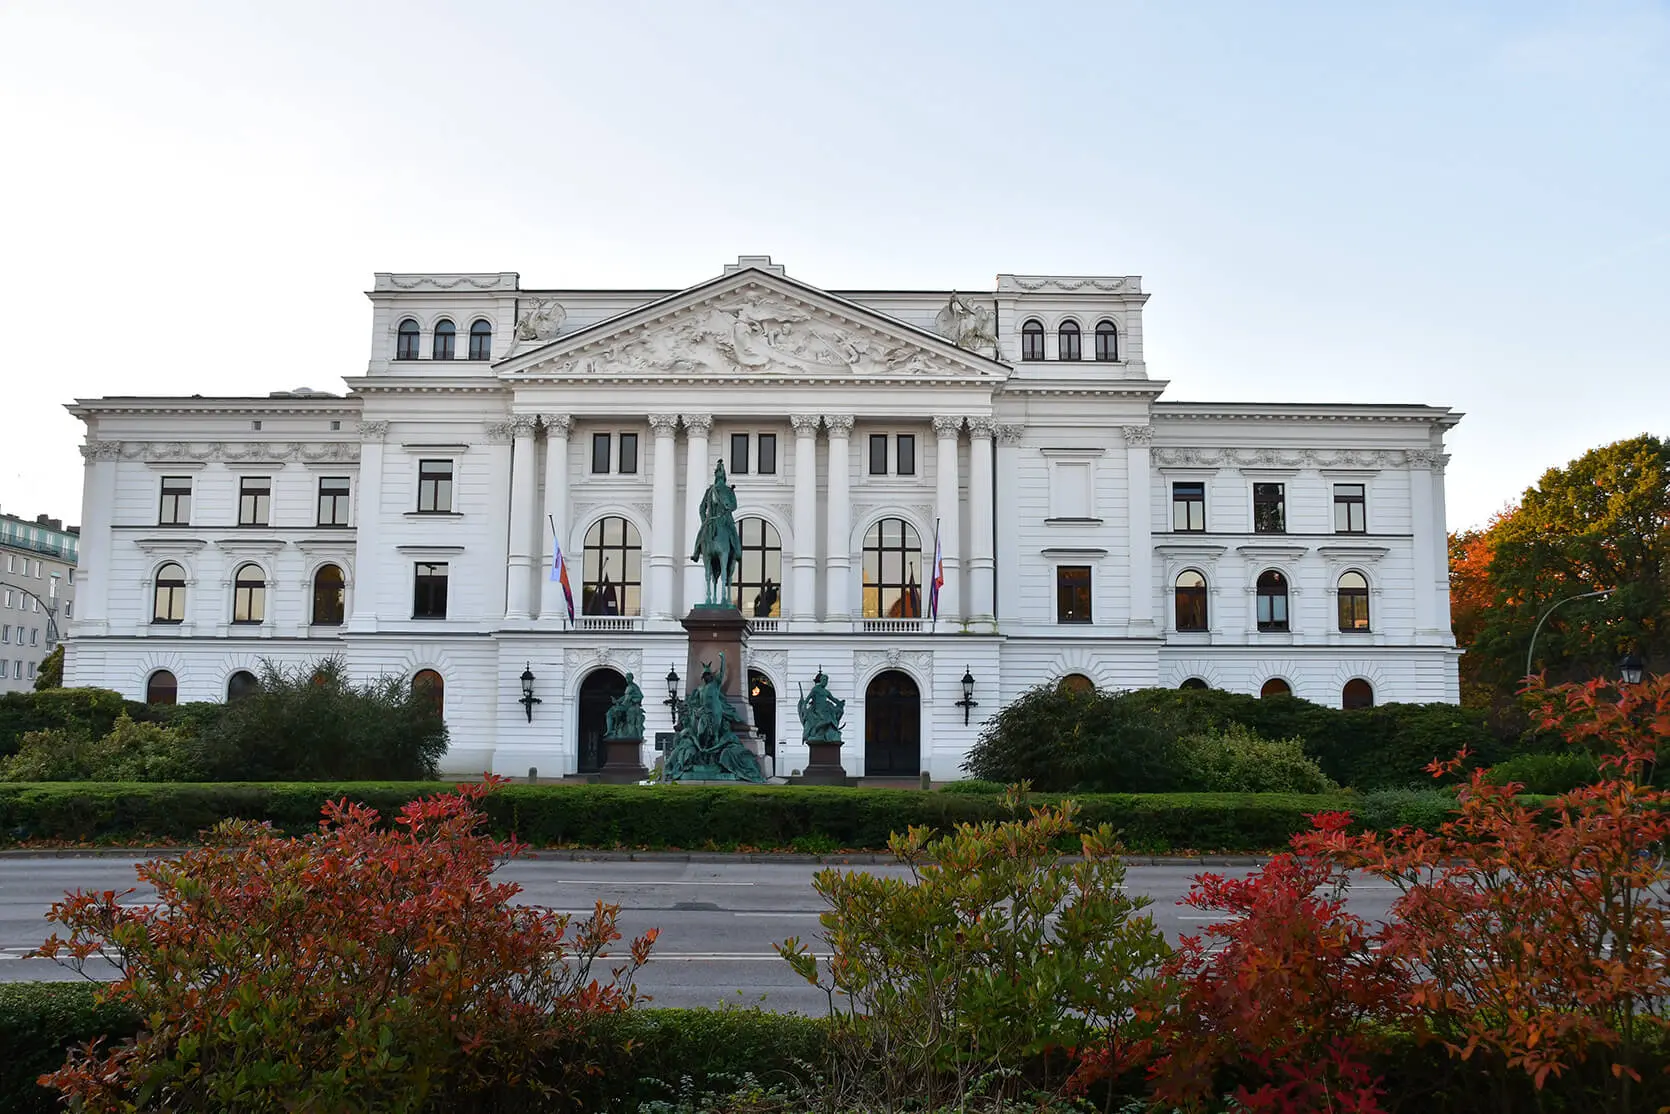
1095 320 1118 361
396 318 420 360
1021 319 1045 361
1058 320 1082 361
432 320 456 360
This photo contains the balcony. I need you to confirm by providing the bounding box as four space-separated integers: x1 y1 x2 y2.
575 616 642 632
859 618 924 635
748 618 782 633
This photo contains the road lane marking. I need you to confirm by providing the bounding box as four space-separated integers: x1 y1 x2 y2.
732 912 823 918
548 879 757 886
649 953 829 961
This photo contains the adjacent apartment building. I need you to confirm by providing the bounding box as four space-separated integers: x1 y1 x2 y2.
0 512 78 693
63 257 1462 778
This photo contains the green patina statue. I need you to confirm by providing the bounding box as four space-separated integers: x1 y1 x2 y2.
603 672 646 741
663 652 763 783
690 460 743 608
797 668 845 745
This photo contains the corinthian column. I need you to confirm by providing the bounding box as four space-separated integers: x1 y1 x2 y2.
538 414 572 621
1122 425 1155 635
933 415 963 624
680 414 712 614
505 416 540 621
648 414 680 621
790 414 821 623
967 416 996 629
824 415 854 622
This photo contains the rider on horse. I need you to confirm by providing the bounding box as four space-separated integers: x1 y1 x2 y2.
691 460 743 606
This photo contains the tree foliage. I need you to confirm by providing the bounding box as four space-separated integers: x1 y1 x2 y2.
31 645 62 691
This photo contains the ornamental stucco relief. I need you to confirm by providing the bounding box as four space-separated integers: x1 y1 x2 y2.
1152 448 1411 469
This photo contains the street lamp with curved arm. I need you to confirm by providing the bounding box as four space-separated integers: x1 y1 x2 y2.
1525 588 1612 680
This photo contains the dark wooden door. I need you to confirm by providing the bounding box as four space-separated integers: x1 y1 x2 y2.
748 670 776 759
864 670 920 777
576 668 626 774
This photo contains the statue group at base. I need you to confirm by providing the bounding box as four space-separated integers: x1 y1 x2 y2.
662 653 764 783
603 673 646 741
797 669 845 744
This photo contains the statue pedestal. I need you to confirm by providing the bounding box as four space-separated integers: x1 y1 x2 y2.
792 740 851 786
597 735 648 784
682 606 763 770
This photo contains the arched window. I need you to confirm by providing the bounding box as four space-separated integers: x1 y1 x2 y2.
1058 320 1082 361
396 318 420 360
1094 319 1119 361
468 319 492 361
862 517 924 618
733 517 783 618
226 670 259 701
1343 678 1375 710
1021 318 1045 361
1338 571 1371 631
1261 678 1293 699
412 669 444 716
146 669 178 705
1179 677 1210 690
582 516 642 616
1059 673 1095 695
432 319 456 361
232 563 266 624
1256 570 1289 632
152 562 186 624
1174 570 1208 631
311 564 345 626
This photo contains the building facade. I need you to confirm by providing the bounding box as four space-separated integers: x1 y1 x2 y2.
64 257 1461 778
1 512 78 693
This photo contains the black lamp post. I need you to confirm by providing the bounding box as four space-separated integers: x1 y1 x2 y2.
518 664 541 722
954 666 978 726
664 666 682 727
1620 653 1647 686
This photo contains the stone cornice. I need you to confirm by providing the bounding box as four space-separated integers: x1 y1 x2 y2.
1153 402 1460 427
1154 447 1414 469
83 440 361 464
68 397 361 418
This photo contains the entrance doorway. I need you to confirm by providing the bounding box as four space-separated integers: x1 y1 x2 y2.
576 668 627 774
864 670 921 777
748 669 776 760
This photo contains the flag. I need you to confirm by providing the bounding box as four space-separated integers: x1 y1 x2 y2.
550 530 575 621
928 519 944 620
902 564 921 618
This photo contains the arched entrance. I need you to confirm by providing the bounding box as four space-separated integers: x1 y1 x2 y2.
576 668 627 775
864 670 921 777
748 669 776 760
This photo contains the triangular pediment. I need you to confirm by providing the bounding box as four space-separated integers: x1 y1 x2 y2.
496 267 1008 382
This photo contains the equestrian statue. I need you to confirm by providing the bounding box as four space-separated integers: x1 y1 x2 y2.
690 459 744 608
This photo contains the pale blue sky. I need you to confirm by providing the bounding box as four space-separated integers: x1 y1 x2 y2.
1 1 1664 531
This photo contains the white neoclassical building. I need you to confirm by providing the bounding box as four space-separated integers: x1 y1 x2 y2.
63 257 1461 779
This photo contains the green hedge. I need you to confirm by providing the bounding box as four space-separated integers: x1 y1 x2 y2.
0 781 1410 853
0 983 141 1114
0 689 140 760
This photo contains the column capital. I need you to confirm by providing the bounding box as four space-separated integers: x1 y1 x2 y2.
995 423 1026 446
539 413 572 437
1120 425 1154 446
485 421 515 443
824 414 855 437
790 413 823 436
932 415 965 438
967 415 996 439
356 421 390 443
680 413 713 436
648 413 681 436
1408 449 1438 469
79 440 123 460
509 414 539 437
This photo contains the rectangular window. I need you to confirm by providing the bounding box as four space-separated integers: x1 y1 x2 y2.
1056 566 1092 624
1 625 8 643
30 628 38 645
317 476 351 526
757 433 777 475
729 432 750 475
618 432 639 474
48 575 58 600
1252 482 1286 534
896 434 916 477
238 477 271 526
153 475 186 525
64 600 71 618
1334 483 1367 533
416 459 453 513
868 434 888 475
27 662 35 678
1172 481 1205 532
591 432 611 474
11 661 19 680
413 562 449 619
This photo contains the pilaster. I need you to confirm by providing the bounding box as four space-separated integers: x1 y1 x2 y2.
681 414 712 615
824 414 854 622
505 415 539 621
346 422 388 632
790 414 821 624
1122 425 1155 635
933 415 963 625
648 414 680 621
538 414 572 621
967 416 996 630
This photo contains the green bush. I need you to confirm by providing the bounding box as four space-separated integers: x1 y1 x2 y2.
0 984 140 1114
188 659 447 781
1485 751 1602 795
1352 788 1458 833
961 683 1190 792
934 778 1008 795
0 715 198 782
0 688 138 760
1173 724 1339 794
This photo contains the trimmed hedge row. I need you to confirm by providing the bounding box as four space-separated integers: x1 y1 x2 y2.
5 983 1667 1114
0 781 1422 853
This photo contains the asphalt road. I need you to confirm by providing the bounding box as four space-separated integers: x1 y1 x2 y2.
0 856 1402 1012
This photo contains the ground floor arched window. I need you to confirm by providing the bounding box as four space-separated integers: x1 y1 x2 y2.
1342 678 1374 709
1260 677 1292 699
226 670 259 701
412 669 444 716
146 669 178 705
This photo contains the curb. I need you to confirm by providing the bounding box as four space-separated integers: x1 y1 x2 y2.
0 846 1269 867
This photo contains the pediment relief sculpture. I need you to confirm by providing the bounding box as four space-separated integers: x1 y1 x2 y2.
543 291 965 379
933 291 998 358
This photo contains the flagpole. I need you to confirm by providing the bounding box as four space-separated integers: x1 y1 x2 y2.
548 515 571 628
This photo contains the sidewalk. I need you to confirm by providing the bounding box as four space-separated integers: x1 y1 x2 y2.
0 846 1269 866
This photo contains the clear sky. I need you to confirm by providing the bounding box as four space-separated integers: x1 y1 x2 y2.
1 1 1664 532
